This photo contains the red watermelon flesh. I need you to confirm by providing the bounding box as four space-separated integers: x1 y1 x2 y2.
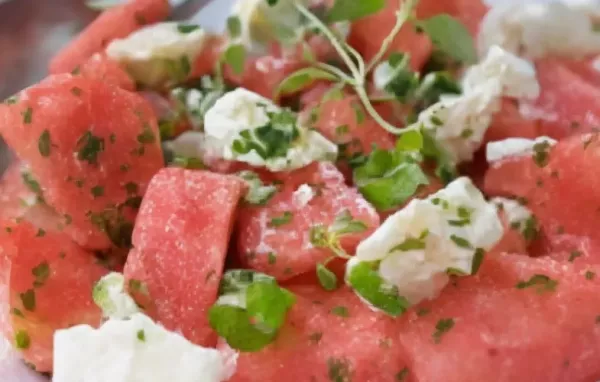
0 221 107 372
398 252 600 382
221 284 411 382
485 99 542 143
78 53 136 91
349 0 434 71
484 133 600 262
236 162 380 280
559 57 600 88
0 74 164 250
530 59 600 139
49 0 171 74
124 168 245 347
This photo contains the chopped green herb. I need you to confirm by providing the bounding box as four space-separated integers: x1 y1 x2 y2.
267 252 277 265
76 131 105 165
177 24 201 34
416 308 430 317
308 332 323 344
32 261 50 288
471 248 485 274
237 171 277 206
22 107 33 124
226 16 241 38
586 271 596 280
11 308 24 318
124 182 138 195
450 235 472 249
389 231 429 253
417 15 476 64
91 186 105 198
137 329 146 342
330 210 368 235
269 211 294 227
137 124 156 144
36 228 46 237
330 305 349 318
532 141 552 168
316 263 338 291
38 130 52 157
568 251 583 262
15 330 31 349
433 318 455 343
21 171 42 196
171 156 204 170
516 274 558 293
396 367 409 381
71 87 83 97
20 289 36 311
327 357 352 382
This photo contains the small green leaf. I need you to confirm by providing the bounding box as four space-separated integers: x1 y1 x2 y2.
327 357 352 381
389 236 427 253
177 24 201 34
330 210 368 236
276 68 338 97
218 270 274 296
396 130 423 152
91 185 105 198
38 130 52 157
316 263 338 291
237 171 277 206
449 235 472 249
226 16 242 39
417 15 477 64
347 261 409 317
327 0 386 22
471 248 485 274
76 131 105 165
224 44 247 75
246 281 296 330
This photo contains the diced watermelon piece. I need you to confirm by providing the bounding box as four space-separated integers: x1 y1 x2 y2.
123 168 245 347
398 253 600 382
448 0 489 37
236 162 380 280
0 221 107 372
49 0 171 74
484 133 600 262
485 99 541 143
221 285 409 382
0 163 61 232
302 93 396 159
558 57 600 88
190 35 226 80
78 53 136 91
224 55 305 100
531 59 600 139
491 209 529 255
349 0 434 70
0 74 164 250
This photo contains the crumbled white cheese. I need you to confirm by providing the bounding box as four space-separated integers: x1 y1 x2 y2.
408 46 539 163
292 184 315 207
486 136 557 163
106 22 207 88
53 313 236 382
491 197 533 227
204 88 338 172
92 273 140 320
347 177 503 306
479 1 600 59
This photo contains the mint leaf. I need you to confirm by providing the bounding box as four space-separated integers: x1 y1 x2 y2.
417 15 476 64
218 270 274 295
223 44 247 75
276 68 338 97
316 263 338 291
347 261 409 317
396 130 423 152
246 281 295 331
354 148 429 211
177 24 201 34
226 16 242 39
516 274 558 294
330 210 368 236
208 305 276 352
237 171 277 206
328 0 386 22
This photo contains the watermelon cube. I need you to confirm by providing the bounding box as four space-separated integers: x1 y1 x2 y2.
397 253 600 382
221 285 409 382
532 59 600 139
49 0 171 74
0 221 107 372
0 74 164 250
236 162 380 280
78 53 136 91
123 168 245 347
485 99 541 143
484 133 600 262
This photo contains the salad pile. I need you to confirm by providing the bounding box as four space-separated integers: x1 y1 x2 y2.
2 0 600 381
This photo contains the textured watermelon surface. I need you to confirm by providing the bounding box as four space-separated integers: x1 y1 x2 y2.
0 74 163 250
236 162 380 280
124 168 245 347
0 221 106 372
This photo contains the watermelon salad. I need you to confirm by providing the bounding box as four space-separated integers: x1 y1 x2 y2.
3 0 600 381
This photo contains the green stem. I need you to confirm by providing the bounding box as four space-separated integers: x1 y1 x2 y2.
365 0 419 74
315 62 355 85
295 3 362 80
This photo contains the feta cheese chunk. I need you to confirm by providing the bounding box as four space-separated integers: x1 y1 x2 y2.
409 46 539 163
492 197 534 234
486 136 557 163
479 1 600 59
53 313 236 382
92 272 140 320
232 0 308 52
292 184 315 208
347 177 503 306
106 22 207 88
204 88 338 172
